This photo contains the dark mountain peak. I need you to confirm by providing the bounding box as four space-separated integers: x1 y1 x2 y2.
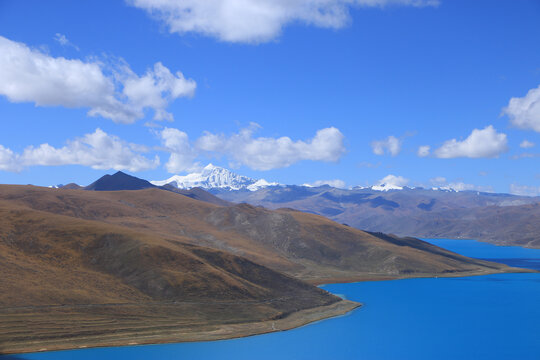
85 171 156 191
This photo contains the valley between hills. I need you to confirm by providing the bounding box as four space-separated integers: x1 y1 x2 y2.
0 173 533 354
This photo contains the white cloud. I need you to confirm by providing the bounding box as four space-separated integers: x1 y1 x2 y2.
159 124 346 172
433 125 508 159
446 182 480 191
304 179 346 188
377 174 409 187
54 33 69 46
0 145 20 172
54 33 79 50
357 161 381 168
121 62 196 122
160 127 198 173
510 183 540 197
371 135 401 156
429 176 492 192
0 129 159 172
512 152 540 159
429 176 447 185
520 140 535 149
503 84 540 132
195 124 346 170
0 36 195 123
128 0 439 44
417 145 430 157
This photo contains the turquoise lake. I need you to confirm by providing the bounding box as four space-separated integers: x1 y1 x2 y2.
3 239 540 360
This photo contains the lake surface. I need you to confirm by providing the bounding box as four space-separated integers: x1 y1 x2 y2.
3 239 540 360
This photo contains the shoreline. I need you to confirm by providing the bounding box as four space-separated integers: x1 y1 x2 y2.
2 267 535 356
0 300 361 356
307 266 537 286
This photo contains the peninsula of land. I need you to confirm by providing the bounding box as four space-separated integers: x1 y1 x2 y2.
0 173 529 354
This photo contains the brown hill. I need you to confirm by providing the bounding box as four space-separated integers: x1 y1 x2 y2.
0 188 347 353
79 171 230 206
0 185 517 283
0 185 524 353
161 184 232 206
59 183 82 190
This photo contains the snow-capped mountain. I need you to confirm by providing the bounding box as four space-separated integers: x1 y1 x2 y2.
370 183 406 191
353 184 412 192
152 164 467 193
151 164 279 191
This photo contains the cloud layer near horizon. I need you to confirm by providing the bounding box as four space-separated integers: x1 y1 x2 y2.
0 129 159 172
0 36 196 123
161 124 346 172
376 174 409 187
128 0 439 43
0 124 345 174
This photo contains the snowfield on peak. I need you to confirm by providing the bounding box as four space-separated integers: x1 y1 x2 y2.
151 164 279 191
370 183 405 191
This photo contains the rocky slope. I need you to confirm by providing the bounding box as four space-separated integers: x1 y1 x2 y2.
214 184 540 248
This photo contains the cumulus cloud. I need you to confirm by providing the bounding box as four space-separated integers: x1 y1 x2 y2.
371 135 401 156
160 127 198 172
0 129 159 172
128 0 439 43
417 145 430 157
509 183 540 197
503 84 540 132
520 140 535 149
304 179 346 188
159 124 346 172
121 62 196 122
433 125 508 159
0 36 195 123
0 145 20 172
195 124 346 170
377 174 409 187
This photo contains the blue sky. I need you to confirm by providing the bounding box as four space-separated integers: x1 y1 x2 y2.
1 0 540 194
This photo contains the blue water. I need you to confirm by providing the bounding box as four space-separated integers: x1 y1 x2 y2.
426 238 540 270
3 239 540 360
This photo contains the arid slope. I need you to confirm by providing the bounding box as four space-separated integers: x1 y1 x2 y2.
215 186 540 248
0 185 525 353
0 185 518 283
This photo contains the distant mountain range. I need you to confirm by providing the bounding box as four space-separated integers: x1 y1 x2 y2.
150 163 459 193
54 166 540 248
55 170 229 207
152 165 540 248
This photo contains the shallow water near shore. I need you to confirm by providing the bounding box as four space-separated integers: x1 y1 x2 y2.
3 239 540 360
